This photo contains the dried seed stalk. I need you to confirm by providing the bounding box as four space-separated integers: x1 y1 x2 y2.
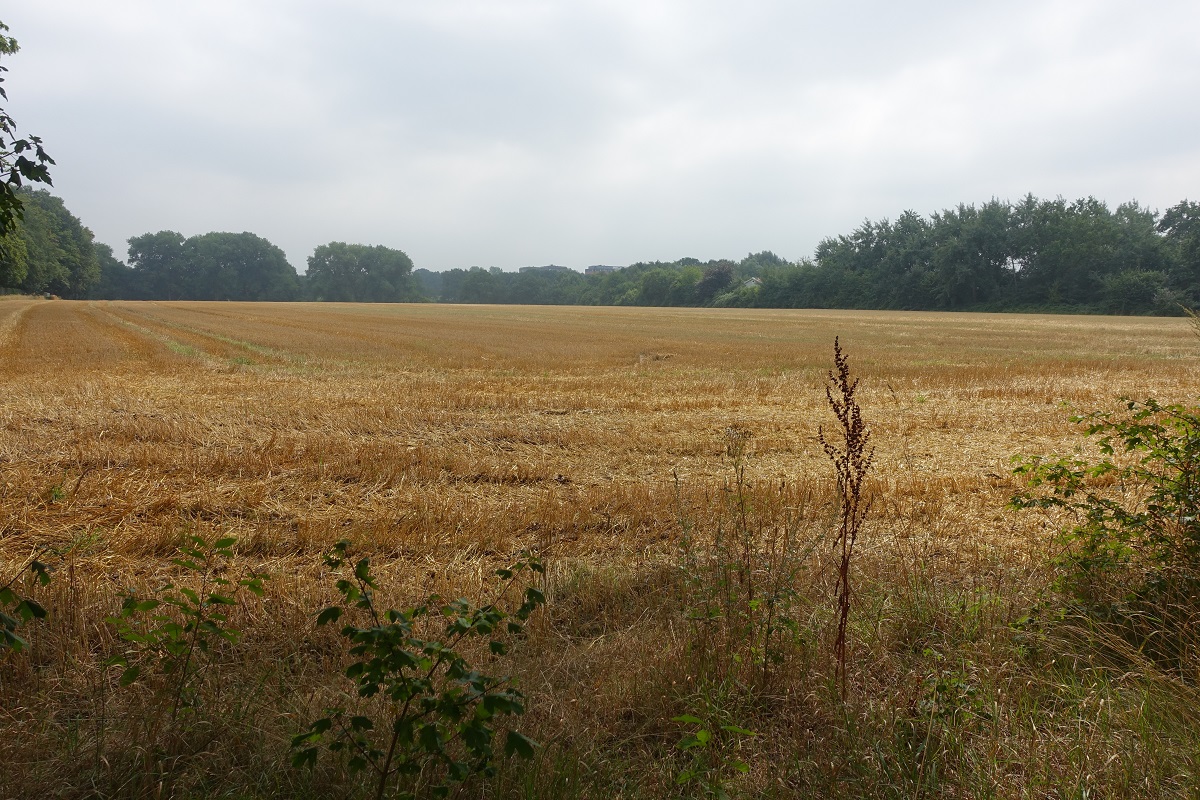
819 337 874 697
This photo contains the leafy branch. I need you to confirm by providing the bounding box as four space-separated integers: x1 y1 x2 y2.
293 541 545 800
107 534 267 723
0 546 52 653
0 20 54 236
1013 398 1200 605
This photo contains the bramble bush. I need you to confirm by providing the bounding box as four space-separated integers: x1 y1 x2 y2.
1013 398 1200 666
292 541 545 800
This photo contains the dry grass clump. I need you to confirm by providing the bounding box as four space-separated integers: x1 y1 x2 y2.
1 299 1198 798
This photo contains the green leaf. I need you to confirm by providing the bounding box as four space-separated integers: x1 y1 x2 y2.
672 714 704 725
1 628 28 652
30 560 52 586
18 598 46 620
214 537 237 549
240 577 266 596
504 730 537 759
316 607 342 626
119 666 141 686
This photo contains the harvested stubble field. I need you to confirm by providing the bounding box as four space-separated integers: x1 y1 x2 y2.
1 295 1197 798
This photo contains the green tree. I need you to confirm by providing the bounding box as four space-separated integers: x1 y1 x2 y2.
631 267 674 305
127 230 299 300
0 21 53 239
437 268 469 303
1100 269 1168 315
1159 200 1200 305
412 268 442 300
187 231 298 301
0 223 26 287
926 201 1012 309
1012 197 1121 308
89 242 136 299
14 188 100 297
306 242 417 302
458 266 497 303
127 230 188 299
875 211 933 308
694 261 735 305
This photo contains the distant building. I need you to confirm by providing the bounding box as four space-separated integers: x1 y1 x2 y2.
518 265 574 274
742 277 763 288
585 265 621 275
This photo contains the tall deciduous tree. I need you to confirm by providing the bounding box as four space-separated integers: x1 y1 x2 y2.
0 224 26 287
694 261 735 305
127 230 299 300
1159 200 1200 306
187 232 298 301
15 188 99 297
306 242 416 302
127 230 188 299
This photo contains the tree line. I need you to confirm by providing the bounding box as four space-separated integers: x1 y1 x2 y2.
416 196 1198 315
2 188 1197 315
0 189 421 302
96 230 418 303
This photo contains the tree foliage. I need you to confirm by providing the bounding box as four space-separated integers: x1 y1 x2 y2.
90 242 136 299
126 230 299 301
306 241 418 302
0 21 53 240
11 188 1192 314
13 188 99 296
405 197 1186 314
1159 200 1200 303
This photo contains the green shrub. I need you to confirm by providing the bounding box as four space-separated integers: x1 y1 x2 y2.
1014 399 1200 600
671 711 755 799
107 534 268 722
293 541 545 800
0 550 50 653
1013 398 1200 667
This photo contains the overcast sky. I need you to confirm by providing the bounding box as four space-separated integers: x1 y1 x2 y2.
4 1 1199 272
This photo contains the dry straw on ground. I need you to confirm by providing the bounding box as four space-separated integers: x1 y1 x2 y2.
1 296 1197 798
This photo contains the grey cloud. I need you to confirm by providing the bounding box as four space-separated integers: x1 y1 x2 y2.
3 0 1199 272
